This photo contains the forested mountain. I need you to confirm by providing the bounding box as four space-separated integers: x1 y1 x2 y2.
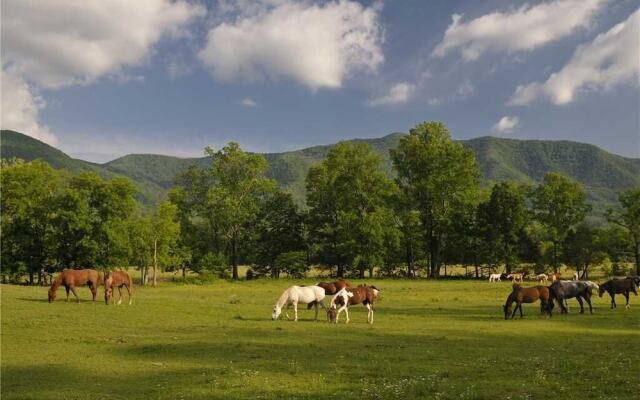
2 129 638 215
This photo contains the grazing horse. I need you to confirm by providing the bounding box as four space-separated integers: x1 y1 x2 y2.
104 271 133 305
535 273 548 284
48 269 102 303
328 285 380 324
272 285 327 321
507 273 523 283
548 281 593 315
503 284 550 319
489 273 502 282
599 278 638 309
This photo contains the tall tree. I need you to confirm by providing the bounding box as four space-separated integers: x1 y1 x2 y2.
531 172 590 272
307 142 398 278
149 201 180 286
606 187 640 275
390 121 480 277
563 223 606 279
205 143 275 279
477 182 527 273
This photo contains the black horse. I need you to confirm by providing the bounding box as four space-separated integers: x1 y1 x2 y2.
599 278 638 309
548 281 593 315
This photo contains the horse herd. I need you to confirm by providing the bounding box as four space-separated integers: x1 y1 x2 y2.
46 268 638 324
502 275 640 320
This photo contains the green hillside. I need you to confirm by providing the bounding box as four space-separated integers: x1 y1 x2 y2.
2 129 638 217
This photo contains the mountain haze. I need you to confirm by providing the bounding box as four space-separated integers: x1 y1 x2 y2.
2 130 638 217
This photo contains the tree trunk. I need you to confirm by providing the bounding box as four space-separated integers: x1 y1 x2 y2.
336 265 344 278
406 240 414 278
552 241 558 273
474 265 479 278
141 267 145 286
358 265 365 279
231 236 239 280
153 239 158 287
429 236 440 278
634 236 640 276
182 266 186 278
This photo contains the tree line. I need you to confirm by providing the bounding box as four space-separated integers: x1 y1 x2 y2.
2 122 639 284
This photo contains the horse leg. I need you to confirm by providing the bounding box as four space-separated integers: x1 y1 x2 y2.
284 303 291 320
117 286 123 305
624 292 630 309
366 303 373 324
610 293 616 309
576 296 584 314
90 284 97 302
65 286 70 302
313 302 319 321
293 302 298 322
70 286 80 303
126 284 133 305
584 293 593 314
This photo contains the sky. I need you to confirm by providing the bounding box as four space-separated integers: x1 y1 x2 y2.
1 0 639 162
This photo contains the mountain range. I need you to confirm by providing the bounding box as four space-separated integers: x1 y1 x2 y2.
2 129 639 220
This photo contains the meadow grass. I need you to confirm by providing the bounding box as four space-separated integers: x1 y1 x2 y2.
1 279 639 399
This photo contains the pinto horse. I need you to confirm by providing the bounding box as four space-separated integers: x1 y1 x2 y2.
328 285 380 324
503 284 550 319
104 271 133 305
548 280 593 315
48 269 102 303
599 278 638 309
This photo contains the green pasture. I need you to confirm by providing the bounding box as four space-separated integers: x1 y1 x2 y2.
2 279 639 400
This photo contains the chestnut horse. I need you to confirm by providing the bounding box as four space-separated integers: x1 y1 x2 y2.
315 279 351 295
328 285 380 324
503 284 550 319
598 278 638 309
104 270 133 305
48 269 102 303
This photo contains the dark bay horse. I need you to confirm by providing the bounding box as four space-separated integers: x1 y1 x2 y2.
503 284 550 319
599 278 638 309
104 270 134 305
48 269 102 303
548 281 593 315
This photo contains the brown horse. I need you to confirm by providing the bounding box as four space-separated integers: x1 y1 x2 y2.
316 279 351 295
328 284 380 323
104 270 134 305
599 278 638 309
503 284 550 319
48 269 102 303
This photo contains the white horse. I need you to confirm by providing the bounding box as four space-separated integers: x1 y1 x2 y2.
535 273 548 284
272 285 327 321
572 272 579 281
489 273 502 282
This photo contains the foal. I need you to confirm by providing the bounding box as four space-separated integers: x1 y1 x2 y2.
48 269 102 303
328 285 380 324
503 284 550 319
599 278 638 309
104 270 133 305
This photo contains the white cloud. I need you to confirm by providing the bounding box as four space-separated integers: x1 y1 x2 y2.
0 69 57 145
366 82 415 107
457 78 475 97
510 8 640 106
2 0 205 89
492 116 520 134
433 0 605 61
199 0 384 90
241 97 258 107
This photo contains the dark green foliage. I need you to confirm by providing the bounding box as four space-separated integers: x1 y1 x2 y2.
606 187 640 274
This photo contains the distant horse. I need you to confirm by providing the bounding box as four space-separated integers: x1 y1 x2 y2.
328 285 380 324
572 272 579 281
272 285 327 321
599 278 638 309
489 273 502 282
104 271 133 305
535 273 548 284
507 273 524 283
48 269 102 303
503 284 550 319
550 272 561 282
548 281 593 315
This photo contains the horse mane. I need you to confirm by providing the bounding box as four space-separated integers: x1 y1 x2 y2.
49 273 63 291
275 288 290 308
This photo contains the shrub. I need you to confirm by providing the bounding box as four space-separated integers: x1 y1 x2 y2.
200 252 230 279
274 251 308 278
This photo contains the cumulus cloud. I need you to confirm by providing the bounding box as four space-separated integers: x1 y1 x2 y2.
366 82 415 107
510 8 640 106
492 116 520 134
241 97 258 107
433 0 605 61
0 69 57 145
199 0 384 90
2 0 205 89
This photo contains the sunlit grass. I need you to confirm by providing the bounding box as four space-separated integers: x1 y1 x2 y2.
2 279 639 399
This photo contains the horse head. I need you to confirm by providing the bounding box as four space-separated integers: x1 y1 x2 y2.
327 306 338 323
48 288 56 303
271 305 282 320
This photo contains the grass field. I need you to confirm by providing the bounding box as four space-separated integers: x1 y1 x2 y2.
2 279 639 400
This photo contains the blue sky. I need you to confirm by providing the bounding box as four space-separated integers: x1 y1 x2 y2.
2 0 639 162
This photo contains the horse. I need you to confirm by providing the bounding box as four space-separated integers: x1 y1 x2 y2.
272 285 327 321
535 273 548 284
503 284 550 319
572 272 579 281
548 280 593 315
48 269 102 303
598 278 638 309
104 270 133 305
327 285 380 324
315 279 351 295
550 272 561 282
489 273 502 282
507 273 523 283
